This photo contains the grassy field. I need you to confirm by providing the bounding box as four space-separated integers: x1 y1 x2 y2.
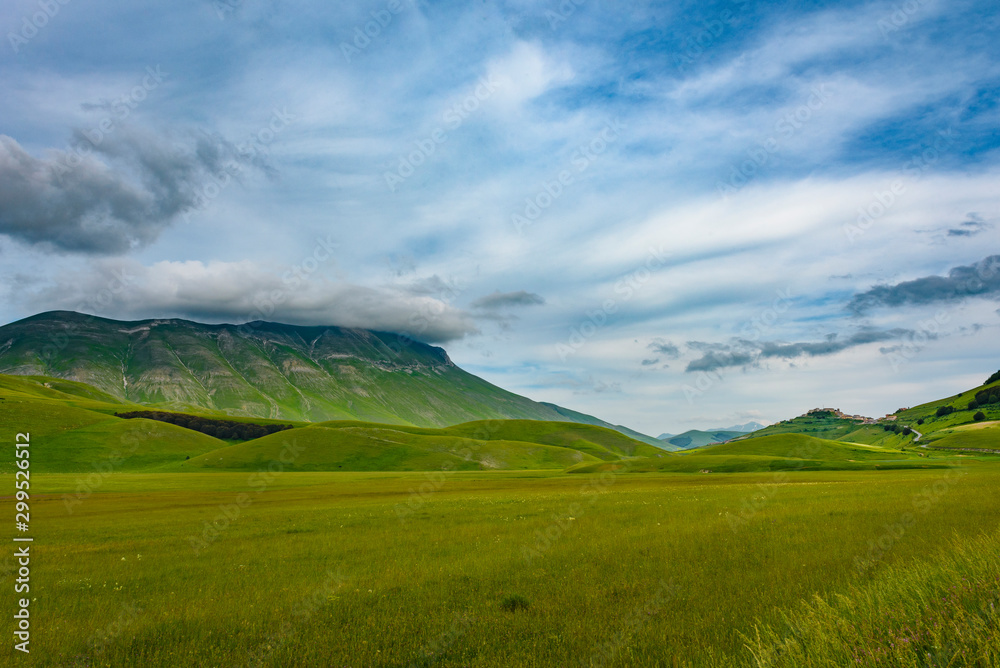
3 372 999 665
3 460 999 667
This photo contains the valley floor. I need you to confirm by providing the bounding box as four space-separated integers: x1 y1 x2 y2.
9 463 1000 666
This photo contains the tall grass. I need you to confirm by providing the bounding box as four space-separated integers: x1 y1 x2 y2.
739 530 1000 667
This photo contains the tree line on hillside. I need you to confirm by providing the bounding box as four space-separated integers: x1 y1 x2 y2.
974 386 1000 409
114 411 293 441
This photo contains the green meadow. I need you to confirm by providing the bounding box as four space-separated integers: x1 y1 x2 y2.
1 463 998 667
2 372 1000 666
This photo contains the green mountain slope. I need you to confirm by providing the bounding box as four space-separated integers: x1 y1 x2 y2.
0 312 658 443
744 372 1000 449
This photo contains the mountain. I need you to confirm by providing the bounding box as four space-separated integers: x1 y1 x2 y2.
656 432 674 440
660 429 744 450
0 312 663 444
709 421 767 433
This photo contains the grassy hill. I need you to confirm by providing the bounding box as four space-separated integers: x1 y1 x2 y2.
0 312 658 443
178 419 668 473
744 372 1000 450
182 424 594 472
919 421 1000 452
0 373 661 473
569 433 944 474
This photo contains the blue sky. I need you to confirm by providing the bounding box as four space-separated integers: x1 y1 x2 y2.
1 0 999 435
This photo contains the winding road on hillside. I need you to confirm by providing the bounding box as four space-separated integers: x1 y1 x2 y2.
914 425 1000 455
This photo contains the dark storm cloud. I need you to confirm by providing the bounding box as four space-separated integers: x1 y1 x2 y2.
0 130 257 254
470 290 545 310
647 338 680 359
947 214 991 237
847 256 1000 313
685 329 913 372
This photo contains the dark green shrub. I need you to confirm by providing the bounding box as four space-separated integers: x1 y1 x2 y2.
936 406 955 417
500 594 530 612
973 411 986 422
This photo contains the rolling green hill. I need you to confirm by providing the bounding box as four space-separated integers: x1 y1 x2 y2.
744 371 1000 450
569 433 944 474
180 423 614 472
0 312 660 444
176 418 669 473
0 373 661 473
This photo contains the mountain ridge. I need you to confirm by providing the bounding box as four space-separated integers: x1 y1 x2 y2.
0 311 664 445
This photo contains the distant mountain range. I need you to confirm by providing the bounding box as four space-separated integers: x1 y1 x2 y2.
658 429 745 450
655 422 765 449
0 312 668 447
709 421 767 433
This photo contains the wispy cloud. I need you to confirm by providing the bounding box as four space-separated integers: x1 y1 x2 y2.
685 329 916 373
471 290 545 310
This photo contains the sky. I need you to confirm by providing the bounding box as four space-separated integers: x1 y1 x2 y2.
1 0 999 436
